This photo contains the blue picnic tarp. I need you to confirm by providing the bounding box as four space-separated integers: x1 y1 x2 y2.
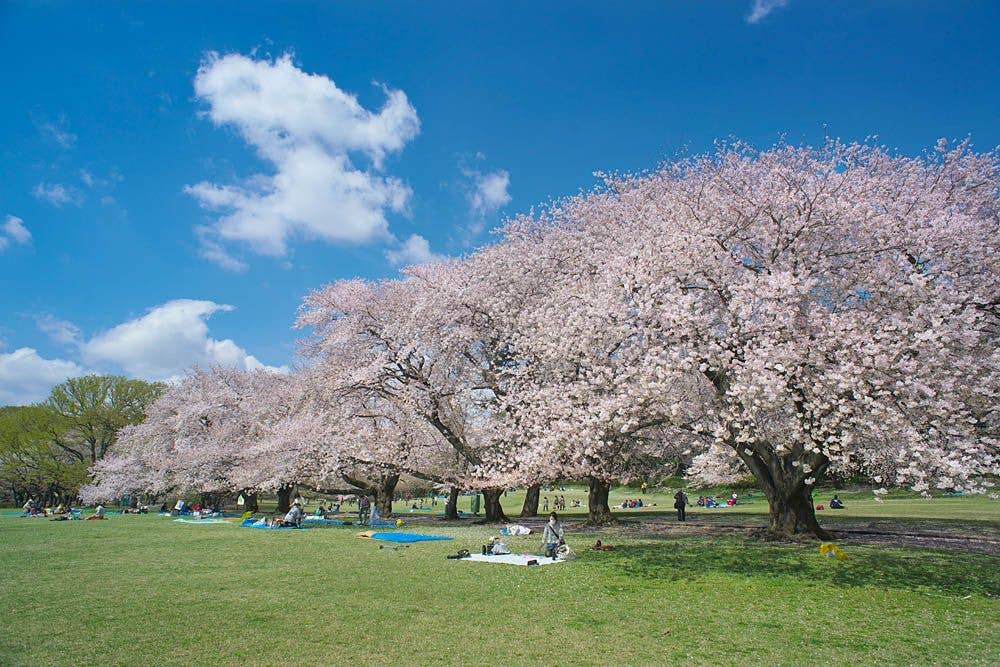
369 532 453 543
239 518 308 530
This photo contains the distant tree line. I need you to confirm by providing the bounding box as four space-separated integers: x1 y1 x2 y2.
0 375 162 505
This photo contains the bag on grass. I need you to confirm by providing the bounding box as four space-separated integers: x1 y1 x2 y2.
819 543 847 560
556 544 577 560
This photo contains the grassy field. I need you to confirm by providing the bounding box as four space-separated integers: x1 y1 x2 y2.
1 490 998 666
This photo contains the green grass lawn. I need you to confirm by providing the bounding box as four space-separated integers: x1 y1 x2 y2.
1 497 998 666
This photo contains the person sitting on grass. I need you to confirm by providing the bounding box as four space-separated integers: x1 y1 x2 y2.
87 504 106 520
541 512 566 556
830 495 845 509
281 500 304 527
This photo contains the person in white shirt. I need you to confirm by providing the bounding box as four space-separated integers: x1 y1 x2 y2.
282 500 304 527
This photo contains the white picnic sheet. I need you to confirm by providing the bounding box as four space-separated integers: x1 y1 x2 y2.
462 553 566 566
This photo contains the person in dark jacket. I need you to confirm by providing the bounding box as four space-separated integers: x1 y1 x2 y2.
673 490 688 522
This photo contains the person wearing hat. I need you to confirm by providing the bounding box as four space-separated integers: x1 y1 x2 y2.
281 499 304 527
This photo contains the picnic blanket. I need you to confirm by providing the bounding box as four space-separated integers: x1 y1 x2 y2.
461 553 566 566
175 518 230 524
239 518 308 530
366 532 453 543
303 517 348 526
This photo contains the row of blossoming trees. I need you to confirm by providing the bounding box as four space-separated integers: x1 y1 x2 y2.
83 140 1000 537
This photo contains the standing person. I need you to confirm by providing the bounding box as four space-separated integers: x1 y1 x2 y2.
641 482 648 495
358 495 370 524
673 490 688 522
542 496 549 512
470 493 481 516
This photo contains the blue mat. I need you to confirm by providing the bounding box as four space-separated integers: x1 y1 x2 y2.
369 532 453 543
239 518 308 530
303 518 348 526
300 518 398 527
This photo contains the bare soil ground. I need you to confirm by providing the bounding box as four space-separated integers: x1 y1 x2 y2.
415 512 1000 555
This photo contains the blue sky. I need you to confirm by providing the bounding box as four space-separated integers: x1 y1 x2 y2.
1 1 998 404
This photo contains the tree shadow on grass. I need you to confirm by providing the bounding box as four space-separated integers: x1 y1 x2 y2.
593 537 1000 599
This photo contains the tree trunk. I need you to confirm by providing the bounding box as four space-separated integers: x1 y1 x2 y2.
444 486 459 519
737 447 832 539
520 483 541 517
240 490 259 513
586 476 613 525
276 484 293 514
482 488 508 522
374 474 399 518
760 478 832 539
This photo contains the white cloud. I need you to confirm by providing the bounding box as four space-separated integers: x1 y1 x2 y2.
3 215 31 245
32 183 82 208
185 52 420 263
385 234 444 267
35 314 81 346
80 299 287 381
0 348 83 405
468 170 511 217
195 226 248 272
747 0 788 23
38 121 77 149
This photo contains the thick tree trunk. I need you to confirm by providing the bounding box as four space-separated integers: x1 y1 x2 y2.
760 478 831 539
444 486 459 519
482 487 508 522
586 476 613 525
276 484 293 514
240 490 259 513
732 444 832 539
520 483 541 517
199 491 222 509
374 474 399 517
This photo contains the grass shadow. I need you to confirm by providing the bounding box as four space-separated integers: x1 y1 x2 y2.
592 537 1000 599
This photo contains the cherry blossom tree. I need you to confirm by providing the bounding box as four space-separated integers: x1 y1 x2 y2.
486 139 999 536
457 209 704 523
86 138 998 541
84 367 326 511
298 264 525 522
